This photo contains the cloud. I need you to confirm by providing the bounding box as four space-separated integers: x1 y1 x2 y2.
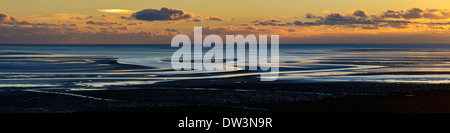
383 8 450 19
3 7 450 44
279 16 299 19
204 16 223 21
187 16 224 22
100 14 118 21
0 13 179 44
0 13 34 25
0 21 176 44
131 7 194 21
319 9 373 25
382 8 422 19
253 18 291 26
98 9 136 14
422 9 450 19
281 30 450 44
167 21 179 24
70 16 83 20
192 19 201 22
287 28 297 32
201 26 261 35
349 9 369 17
382 8 450 19
251 9 376 28
0 13 74 27
165 28 177 32
120 15 133 20
0 26 176 44
305 13 323 19
127 22 139 25
86 14 122 26
191 25 450 44
86 20 120 26
291 9 415 29
247 8 450 30
29 13 89 22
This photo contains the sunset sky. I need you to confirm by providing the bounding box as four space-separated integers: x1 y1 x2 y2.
1 0 450 44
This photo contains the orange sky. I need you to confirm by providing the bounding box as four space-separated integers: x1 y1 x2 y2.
1 0 450 44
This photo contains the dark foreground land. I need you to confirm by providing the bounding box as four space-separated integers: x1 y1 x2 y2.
2 82 450 113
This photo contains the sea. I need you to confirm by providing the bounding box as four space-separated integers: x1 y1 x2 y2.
1 44 450 90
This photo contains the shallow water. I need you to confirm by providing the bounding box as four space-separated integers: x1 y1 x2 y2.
1 44 450 91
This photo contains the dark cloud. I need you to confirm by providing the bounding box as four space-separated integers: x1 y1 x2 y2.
382 8 422 19
120 15 134 21
245 26 256 30
294 10 375 26
86 20 121 25
131 7 194 21
253 18 291 26
64 24 79 27
127 22 139 25
292 21 303 25
204 16 223 21
322 12 362 24
86 14 123 26
282 31 450 44
361 25 379 29
0 13 179 44
70 16 83 20
248 8 450 30
383 8 450 19
167 21 179 24
350 9 369 17
305 13 323 20
291 9 416 29
239 23 250 26
109 26 128 31
402 8 424 19
287 28 297 32
165 28 177 32
0 13 65 27
292 21 317 26
201 26 260 36
0 13 34 25
382 10 401 18
422 9 450 19
0 22 176 44
192 19 201 22
320 10 374 25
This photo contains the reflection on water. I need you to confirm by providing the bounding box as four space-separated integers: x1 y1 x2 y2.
1 44 450 91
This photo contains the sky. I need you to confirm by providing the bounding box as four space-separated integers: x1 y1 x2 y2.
1 0 450 44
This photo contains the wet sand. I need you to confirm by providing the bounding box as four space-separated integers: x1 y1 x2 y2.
1 82 450 113
2 46 450 113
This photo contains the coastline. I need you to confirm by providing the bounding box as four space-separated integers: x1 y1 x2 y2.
1 82 450 113
0 45 450 113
